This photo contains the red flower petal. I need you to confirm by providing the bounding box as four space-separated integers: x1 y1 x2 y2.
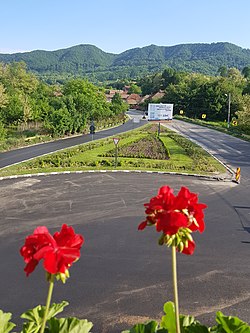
24 258 39 276
138 221 147 230
181 240 196 255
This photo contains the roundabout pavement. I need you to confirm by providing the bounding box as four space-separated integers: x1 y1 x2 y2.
0 171 249 332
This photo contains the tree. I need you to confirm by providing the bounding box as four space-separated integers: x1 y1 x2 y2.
45 107 73 136
1 93 24 124
161 67 183 88
110 92 128 116
218 66 228 77
242 66 250 79
227 67 243 81
128 84 141 94
236 94 250 134
0 83 8 108
139 76 154 96
0 120 6 141
0 62 38 93
63 78 111 122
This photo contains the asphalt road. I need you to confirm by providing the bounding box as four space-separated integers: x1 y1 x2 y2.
163 120 250 184
0 116 146 169
0 173 249 332
0 119 250 332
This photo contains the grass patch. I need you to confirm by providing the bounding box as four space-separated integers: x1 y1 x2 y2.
0 124 227 177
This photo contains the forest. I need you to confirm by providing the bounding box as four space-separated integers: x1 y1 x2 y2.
1 42 250 83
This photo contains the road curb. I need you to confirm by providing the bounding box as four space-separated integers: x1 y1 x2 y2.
0 169 233 182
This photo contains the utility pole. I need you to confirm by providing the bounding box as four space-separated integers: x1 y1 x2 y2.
227 93 231 129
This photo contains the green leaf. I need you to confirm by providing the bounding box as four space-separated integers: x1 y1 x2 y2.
20 301 69 333
121 320 163 333
160 301 176 333
179 314 196 327
46 302 69 321
216 311 250 333
179 314 209 333
182 323 210 333
0 310 16 333
21 321 41 333
21 301 69 323
48 317 93 333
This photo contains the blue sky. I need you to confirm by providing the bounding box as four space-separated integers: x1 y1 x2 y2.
1 0 250 54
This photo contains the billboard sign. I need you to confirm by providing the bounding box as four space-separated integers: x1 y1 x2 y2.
148 103 173 121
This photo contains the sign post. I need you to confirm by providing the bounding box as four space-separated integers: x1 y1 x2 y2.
113 138 120 168
158 122 161 136
148 103 173 121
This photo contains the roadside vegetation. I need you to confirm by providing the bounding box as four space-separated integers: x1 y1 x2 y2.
0 124 226 177
0 62 128 152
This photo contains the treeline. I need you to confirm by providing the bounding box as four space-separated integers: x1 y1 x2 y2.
135 66 250 133
1 61 250 145
0 62 128 140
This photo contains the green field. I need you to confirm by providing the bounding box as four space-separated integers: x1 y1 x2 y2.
0 124 227 177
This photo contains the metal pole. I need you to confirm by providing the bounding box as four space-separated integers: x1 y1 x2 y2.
227 93 231 129
115 145 118 168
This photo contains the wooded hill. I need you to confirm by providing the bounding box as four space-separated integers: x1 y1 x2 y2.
1 42 250 82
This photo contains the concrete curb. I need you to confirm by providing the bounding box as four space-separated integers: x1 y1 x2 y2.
0 168 234 182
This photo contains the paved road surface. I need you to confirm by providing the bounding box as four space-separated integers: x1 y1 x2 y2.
0 118 249 332
0 172 249 332
163 120 250 184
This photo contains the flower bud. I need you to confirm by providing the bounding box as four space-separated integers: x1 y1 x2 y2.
178 242 184 253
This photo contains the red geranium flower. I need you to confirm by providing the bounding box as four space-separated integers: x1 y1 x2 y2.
20 224 84 277
138 185 206 255
138 186 175 231
174 187 206 233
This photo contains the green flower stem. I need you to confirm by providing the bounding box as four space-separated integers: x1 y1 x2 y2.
40 274 55 333
172 246 181 333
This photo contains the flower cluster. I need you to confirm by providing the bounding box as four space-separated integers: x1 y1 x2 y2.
20 224 84 282
138 186 207 254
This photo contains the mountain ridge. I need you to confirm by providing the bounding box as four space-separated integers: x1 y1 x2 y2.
0 42 250 81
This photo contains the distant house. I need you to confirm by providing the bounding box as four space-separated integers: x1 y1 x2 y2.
126 93 142 106
123 85 130 93
105 89 141 106
53 89 63 97
105 88 165 108
139 94 151 104
105 89 124 102
120 92 129 101
150 91 165 101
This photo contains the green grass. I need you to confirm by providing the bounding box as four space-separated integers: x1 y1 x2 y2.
0 124 227 177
